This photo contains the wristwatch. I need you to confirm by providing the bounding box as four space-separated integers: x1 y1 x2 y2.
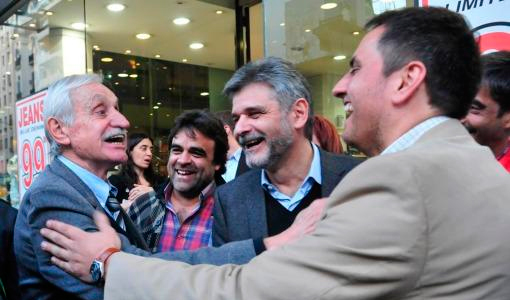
90 247 120 283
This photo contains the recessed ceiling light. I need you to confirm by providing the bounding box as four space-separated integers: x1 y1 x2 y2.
29 23 36 28
200 92 209 96
5 71 11 75
149 113 153 116
136 62 140 66
352 31 360 35
106 3 126 12
321 3 338 10
141 96 145 100
101 57 113 62
114 82 119 85
280 22 285 26
305 29 311 32
125 49 131 54
156 102 162 105
155 54 161 58
189 42 204 49
45 11 54 16
333 55 346 60
71 22 88 30
153 105 159 109
129 74 138 78
12 33 19 38
107 74 112 78
118 73 128 77
93 44 100 49
182 58 188 62
173 17 190 25
136 33 151 40
215 10 223 14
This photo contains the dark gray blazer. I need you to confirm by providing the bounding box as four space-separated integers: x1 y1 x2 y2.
213 149 360 246
14 158 149 300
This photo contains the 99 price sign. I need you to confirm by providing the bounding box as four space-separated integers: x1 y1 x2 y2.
21 137 46 190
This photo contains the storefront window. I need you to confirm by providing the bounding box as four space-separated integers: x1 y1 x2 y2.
0 0 237 205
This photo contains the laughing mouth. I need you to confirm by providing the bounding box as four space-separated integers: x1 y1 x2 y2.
241 137 264 150
344 102 353 118
175 169 195 176
104 133 126 144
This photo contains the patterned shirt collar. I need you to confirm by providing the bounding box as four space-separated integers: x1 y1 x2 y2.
381 116 450 155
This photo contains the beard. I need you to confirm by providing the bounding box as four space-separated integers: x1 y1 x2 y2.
242 118 293 170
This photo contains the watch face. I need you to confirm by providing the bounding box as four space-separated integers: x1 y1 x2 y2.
90 261 102 283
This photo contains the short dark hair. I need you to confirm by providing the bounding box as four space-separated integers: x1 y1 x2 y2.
480 51 510 117
365 7 481 119
168 110 228 175
213 110 235 129
223 57 313 139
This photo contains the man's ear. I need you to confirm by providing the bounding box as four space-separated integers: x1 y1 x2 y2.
223 124 232 135
390 61 427 106
46 117 71 146
290 98 309 130
501 111 510 131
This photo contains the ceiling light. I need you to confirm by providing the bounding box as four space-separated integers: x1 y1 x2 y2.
129 74 138 78
45 11 54 16
71 22 88 30
125 49 131 54
118 73 128 77
215 10 223 14
189 42 204 49
173 17 190 25
114 82 119 85
305 29 311 32
321 3 338 9
280 22 285 26
136 62 140 66
29 23 36 28
101 57 113 62
5 71 11 75
352 31 360 35
141 96 145 99
200 92 209 96
155 54 161 58
153 105 159 109
333 55 347 60
156 102 162 105
106 3 126 12
182 58 188 62
12 33 19 38
136 33 151 40
107 74 112 78
93 44 100 49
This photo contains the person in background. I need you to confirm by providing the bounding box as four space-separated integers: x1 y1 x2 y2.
312 115 344 154
108 133 163 209
213 110 250 183
462 51 510 171
0 199 20 300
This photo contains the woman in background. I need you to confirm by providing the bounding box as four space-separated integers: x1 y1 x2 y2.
312 115 343 154
109 133 162 209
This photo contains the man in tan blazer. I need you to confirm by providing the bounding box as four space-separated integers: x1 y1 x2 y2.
40 7 510 300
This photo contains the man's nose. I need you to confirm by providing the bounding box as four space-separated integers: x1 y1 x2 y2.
332 74 349 100
112 109 130 129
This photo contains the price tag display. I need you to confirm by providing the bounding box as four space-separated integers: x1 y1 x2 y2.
16 91 50 200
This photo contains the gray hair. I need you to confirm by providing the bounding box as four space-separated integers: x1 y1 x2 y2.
44 74 103 157
223 57 313 139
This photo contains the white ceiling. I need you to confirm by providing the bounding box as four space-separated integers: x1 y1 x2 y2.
49 0 237 70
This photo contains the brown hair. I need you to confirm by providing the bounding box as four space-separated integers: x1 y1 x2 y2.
313 115 343 154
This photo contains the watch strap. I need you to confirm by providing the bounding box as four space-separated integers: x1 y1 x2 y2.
96 247 121 264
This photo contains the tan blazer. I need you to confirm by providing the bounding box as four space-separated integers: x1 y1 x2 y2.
105 120 510 300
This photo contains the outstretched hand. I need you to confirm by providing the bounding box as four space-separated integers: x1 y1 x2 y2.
263 198 327 250
40 211 121 283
